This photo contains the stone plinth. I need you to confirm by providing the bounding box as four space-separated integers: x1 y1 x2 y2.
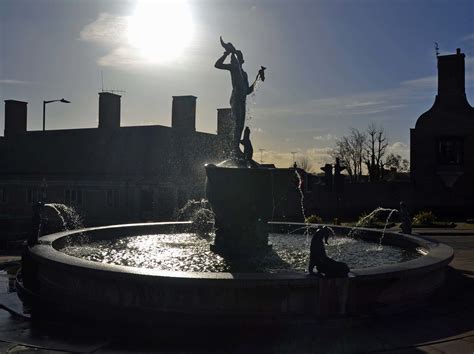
205 163 292 257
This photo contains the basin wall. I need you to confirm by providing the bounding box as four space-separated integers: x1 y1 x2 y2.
25 222 453 324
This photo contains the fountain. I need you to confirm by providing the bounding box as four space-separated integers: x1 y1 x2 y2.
16 38 454 326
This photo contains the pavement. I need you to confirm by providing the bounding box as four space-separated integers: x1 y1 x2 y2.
0 231 473 353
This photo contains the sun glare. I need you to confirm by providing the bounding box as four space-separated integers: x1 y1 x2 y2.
127 0 194 62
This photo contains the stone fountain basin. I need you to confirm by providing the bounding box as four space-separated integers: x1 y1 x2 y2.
20 222 453 325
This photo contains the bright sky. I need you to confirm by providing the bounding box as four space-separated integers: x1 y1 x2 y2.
1 0 473 169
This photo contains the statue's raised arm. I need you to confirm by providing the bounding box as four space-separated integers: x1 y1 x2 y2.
214 51 231 70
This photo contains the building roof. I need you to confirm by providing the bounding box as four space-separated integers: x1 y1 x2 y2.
0 125 221 181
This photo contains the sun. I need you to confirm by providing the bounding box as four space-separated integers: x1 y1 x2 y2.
127 0 194 62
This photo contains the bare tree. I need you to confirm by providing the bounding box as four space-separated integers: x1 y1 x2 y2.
364 123 389 182
296 156 313 172
331 128 366 182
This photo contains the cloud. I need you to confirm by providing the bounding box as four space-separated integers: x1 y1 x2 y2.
344 101 385 108
461 33 474 42
313 134 337 141
97 47 145 67
386 142 410 160
258 86 424 120
0 79 34 86
79 11 211 69
401 76 437 89
262 147 332 170
259 54 474 122
79 13 128 45
79 13 147 68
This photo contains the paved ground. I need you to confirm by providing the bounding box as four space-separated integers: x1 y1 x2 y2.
0 230 473 353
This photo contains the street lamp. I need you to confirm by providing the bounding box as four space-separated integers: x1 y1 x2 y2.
43 98 70 131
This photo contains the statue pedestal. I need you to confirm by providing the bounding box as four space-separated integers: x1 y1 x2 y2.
210 220 272 257
205 163 291 258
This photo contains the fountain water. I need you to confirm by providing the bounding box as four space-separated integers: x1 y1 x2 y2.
176 199 214 238
44 203 83 231
348 207 399 242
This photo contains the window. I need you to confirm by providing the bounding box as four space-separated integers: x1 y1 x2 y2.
107 189 119 208
27 188 39 204
107 190 113 207
114 190 119 208
437 137 464 165
65 188 83 206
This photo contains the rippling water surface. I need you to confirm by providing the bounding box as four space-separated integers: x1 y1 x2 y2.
61 233 421 273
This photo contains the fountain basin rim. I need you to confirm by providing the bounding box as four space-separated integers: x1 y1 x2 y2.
205 163 294 171
31 221 454 280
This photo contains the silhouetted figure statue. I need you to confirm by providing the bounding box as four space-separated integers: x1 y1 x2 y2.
215 37 264 158
28 202 44 247
399 201 412 234
240 127 253 161
321 163 333 191
308 226 350 277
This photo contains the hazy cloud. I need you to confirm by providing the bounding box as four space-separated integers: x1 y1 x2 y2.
461 33 474 42
80 13 128 44
259 86 424 119
0 79 34 86
79 12 211 69
79 13 144 68
263 147 332 170
344 101 385 108
386 141 410 160
401 76 437 89
313 133 337 141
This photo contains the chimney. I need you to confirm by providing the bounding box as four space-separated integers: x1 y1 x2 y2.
437 48 466 102
217 108 232 137
98 92 121 129
171 96 196 131
4 100 27 137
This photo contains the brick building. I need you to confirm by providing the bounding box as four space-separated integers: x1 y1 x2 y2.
0 93 232 227
410 49 474 215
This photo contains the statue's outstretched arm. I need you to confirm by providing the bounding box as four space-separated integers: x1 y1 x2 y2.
247 67 266 95
215 52 231 70
247 74 259 94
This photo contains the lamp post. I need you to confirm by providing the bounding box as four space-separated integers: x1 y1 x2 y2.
43 98 70 131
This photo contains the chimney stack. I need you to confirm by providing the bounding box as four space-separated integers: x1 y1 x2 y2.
98 92 121 129
437 48 466 102
4 100 27 137
171 96 196 132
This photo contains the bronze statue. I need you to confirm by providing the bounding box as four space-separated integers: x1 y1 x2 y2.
240 126 253 161
308 226 350 277
215 37 265 158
